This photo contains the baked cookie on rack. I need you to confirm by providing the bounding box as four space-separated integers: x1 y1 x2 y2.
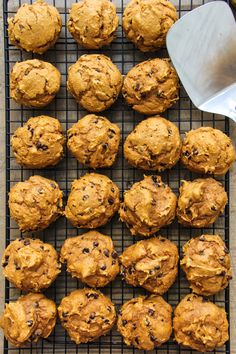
122 58 179 115
181 126 236 175
8 175 63 232
2 237 61 292
64 173 120 228
0 293 57 347
181 234 232 296
173 294 229 352
10 59 61 107
67 114 120 168
177 178 228 228
58 288 116 344
120 236 178 294
67 54 122 112
119 175 177 237
124 116 181 171
60 231 119 287
8 0 62 54
68 0 119 49
117 295 172 350
123 0 177 52
11 116 65 168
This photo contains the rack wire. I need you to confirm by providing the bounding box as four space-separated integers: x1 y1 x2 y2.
3 0 231 352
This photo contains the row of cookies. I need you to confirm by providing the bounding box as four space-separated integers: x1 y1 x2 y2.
8 174 228 234
0 289 229 352
11 114 236 174
10 56 179 114
1 233 232 296
8 0 177 53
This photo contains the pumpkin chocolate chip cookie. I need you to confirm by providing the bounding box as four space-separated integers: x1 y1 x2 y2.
123 0 177 52
122 58 179 115
68 0 119 49
124 116 181 171
117 295 172 350
181 127 236 175
8 0 62 54
0 293 57 347
181 234 232 296
60 231 119 287
58 288 116 344
10 59 61 107
2 237 61 292
120 236 178 294
8 175 63 232
64 173 120 228
173 294 229 352
67 54 122 112
67 114 120 168
119 175 177 237
11 115 65 168
177 178 228 228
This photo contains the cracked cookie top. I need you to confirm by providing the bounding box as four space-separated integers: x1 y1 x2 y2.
67 54 122 112
8 0 62 54
68 0 119 49
11 115 65 168
10 59 61 107
8 175 63 232
122 58 179 115
181 127 236 175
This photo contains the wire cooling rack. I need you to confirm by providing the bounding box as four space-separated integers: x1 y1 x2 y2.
3 0 231 352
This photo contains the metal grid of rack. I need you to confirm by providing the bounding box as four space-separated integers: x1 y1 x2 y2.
3 0 230 352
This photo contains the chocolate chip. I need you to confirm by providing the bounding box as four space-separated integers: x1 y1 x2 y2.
184 150 190 157
168 128 172 136
82 248 90 254
108 198 114 205
27 320 33 327
108 129 116 139
104 319 110 324
101 265 107 271
193 148 198 155
140 92 147 98
86 293 99 299
82 195 89 201
220 271 226 276
228 275 233 280
199 250 204 255
2 261 8 267
148 308 155 316
118 309 122 315
111 188 115 193
145 319 150 326
211 205 217 211
122 320 127 326
224 246 229 254
36 142 48 151
150 333 156 342
199 235 205 241
134 83 140 91
62 311 68 318
112 251 118 259
107 306 112 312
24 239 30 246
103 249 110 257
35 302 39 308
112 260 116 265
15 262 21 270
93 242 99 247
154 265 160 270
157 272 163 278
102 143 108 150
132 323 137 329
90 312 96 320
151 175 158 183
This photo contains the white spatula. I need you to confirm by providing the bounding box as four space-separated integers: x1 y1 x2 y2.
166 1 236 121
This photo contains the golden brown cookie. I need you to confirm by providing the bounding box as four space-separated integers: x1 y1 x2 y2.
122 58 179 115
64 173 120 228
124 116 181 171
8 175 63 232
67 114 120 168
2 238 61 292
0 293 56 347
58 288 116 344
181 235 232 296
181 127 236 175
11 116 65 168
173 294 229 352
123 0 177 52
177 178 228 228
117 295 172 350
10 59 61 107
120 236 178 294
67 54 122 112
68 0 119 49
8 0 62 54
60 231 119 287
119 175 177 237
